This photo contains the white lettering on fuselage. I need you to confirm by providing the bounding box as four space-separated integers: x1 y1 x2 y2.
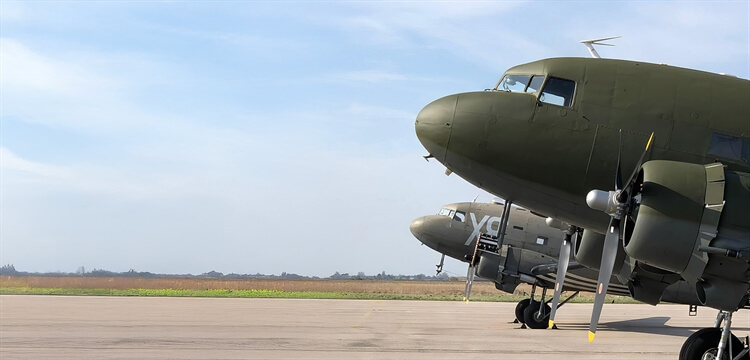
465 213 503 245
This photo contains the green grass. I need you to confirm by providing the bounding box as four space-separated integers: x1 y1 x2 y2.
0 287 640 303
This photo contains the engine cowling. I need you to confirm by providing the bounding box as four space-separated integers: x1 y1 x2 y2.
623 160 750 311
623 161 707 274
474 245 537 294
475 252 503 282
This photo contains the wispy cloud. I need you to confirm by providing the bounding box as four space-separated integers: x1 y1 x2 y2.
319 2 545 71
1 38 163 132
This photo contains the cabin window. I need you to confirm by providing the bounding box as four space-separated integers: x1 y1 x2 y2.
540 77 575 107
498 74 530 92
513 226 524 230
454 211 466 222
526 75 544 93
709 133 750 165
536 236 548 245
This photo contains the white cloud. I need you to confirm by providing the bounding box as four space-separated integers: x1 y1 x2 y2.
1 38 156 131
1 39 115 96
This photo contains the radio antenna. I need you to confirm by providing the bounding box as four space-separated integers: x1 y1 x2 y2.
580 36 621 58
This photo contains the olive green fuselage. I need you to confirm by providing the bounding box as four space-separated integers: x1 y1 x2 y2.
416 58 749 234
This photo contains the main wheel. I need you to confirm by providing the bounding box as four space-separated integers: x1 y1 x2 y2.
679 327 747 360
523 302 551 329
515 299 532 324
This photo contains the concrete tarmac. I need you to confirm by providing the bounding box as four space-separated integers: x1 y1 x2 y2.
1 295 748 359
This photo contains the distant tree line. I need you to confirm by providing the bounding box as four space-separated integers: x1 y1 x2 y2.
0 264 452 281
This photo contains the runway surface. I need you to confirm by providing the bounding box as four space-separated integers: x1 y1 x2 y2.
1 295 748 359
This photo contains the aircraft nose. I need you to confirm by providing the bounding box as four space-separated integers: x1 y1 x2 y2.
409 216 425 239
415 94 457 163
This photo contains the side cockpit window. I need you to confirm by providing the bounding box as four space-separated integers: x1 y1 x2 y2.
454 211 466 222
540 77 575 107
438 208 452 217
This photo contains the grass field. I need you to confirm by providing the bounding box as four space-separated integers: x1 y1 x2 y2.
0 276 637 303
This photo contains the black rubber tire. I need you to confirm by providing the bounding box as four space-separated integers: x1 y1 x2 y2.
523 302 551 329
679 327 747 360
515 299 532 324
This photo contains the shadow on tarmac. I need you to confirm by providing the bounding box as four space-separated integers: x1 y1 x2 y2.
556 317 696 338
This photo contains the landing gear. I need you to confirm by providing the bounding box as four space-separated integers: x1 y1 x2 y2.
679 311 750 360
523 286 551 329
515 298 531 324
514 284 579 329
523 302 551 329
513 284 548 329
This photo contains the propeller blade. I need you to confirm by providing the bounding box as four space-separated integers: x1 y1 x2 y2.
615 130 623 191
589 218 620 342
463 265 475 302
548 232 572 329
620 132 655 201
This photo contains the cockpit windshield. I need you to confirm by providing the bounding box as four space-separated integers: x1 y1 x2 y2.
496 74 544 93
497 75 529 92
438 208 454 217
496 74 576 107
438 207 466 222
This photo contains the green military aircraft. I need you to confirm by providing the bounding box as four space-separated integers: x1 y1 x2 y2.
414 44 749 359
410 200 702 329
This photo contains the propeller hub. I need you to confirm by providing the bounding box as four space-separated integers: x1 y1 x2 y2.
587 189 629 220
586 189 613 212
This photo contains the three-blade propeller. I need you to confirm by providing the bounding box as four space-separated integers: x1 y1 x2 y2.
585 131 654 342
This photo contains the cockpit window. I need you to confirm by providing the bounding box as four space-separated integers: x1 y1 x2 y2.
439 208 457 217
454 211 466 222
540 77 575 107
526 75 544 93
497 75 530 92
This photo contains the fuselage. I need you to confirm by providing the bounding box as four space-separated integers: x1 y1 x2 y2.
415 57 750 233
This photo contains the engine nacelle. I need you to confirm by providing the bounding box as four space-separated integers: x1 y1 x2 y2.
574 229 626 271
476 252 503 282
475 246 526 294
623 161 707 274
573 230 604 270
625 261 682 305
623 160 750 311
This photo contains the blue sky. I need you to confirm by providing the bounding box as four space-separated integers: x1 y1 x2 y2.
1 1 748 277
